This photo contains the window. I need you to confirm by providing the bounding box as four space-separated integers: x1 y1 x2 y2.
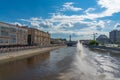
0 38 8 44
9 28 17 32
1 30 9 37
9 34 16 44
0 39 3 43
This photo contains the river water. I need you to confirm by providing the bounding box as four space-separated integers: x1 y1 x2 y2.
0 42 120 80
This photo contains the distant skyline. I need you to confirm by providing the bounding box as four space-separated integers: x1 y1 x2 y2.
0 0 120 40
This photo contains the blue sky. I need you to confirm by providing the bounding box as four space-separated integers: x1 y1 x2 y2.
0 0 120 40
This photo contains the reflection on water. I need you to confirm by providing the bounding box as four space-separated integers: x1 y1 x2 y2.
27 52 50 65
59 42 120 80
0 52 50 80
0 47 76 80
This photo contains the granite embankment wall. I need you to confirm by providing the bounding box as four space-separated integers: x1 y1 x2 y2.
88 45 120 53
0 46 64 64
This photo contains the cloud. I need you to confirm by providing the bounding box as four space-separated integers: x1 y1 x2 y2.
30 20 40 27
84 0 120 19
30 17 42 21
19 0 120 40
20 18 38 29
20 15 108 38
49 0 120 23
98 0 120 16
113 23 120 29
12 22 24 26
62 2 83 11
117 25 120 28
85 8 96 14
39 20 53 28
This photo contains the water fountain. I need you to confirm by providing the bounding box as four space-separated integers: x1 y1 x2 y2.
59 41 113 80
72 41 99 80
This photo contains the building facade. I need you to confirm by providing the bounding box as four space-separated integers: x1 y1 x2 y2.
16 25 28 45
96 35 110 44
109 30 120 44
50 38 66 45
0 22 28 46
28 28 50 46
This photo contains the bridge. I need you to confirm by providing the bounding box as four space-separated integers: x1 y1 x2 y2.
66 41 77 46
66 35 77 46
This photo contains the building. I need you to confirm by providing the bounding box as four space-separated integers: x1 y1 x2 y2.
28 28 50 46
109 30 120 44
96 35 110 44
16 25 28 45
0 22 28 46
50 38 66 45
0 21 51 47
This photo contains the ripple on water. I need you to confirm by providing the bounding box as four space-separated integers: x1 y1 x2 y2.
59 42 120 80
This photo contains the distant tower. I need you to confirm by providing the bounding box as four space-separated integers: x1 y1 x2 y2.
69 35 71 41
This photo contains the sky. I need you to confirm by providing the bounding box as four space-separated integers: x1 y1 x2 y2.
0 0 120 40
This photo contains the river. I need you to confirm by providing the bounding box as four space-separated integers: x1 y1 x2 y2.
0 42 120 80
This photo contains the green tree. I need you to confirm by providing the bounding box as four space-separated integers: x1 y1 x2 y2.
89 40 99 46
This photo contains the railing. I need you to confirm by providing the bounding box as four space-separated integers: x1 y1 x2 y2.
0 46 40 53
0 45 65 54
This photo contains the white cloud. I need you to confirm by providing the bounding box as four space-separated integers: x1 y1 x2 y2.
84 0 120 19
113 23 120 29
51 14 85 23
62 2 83 11
21 17 41 27
19 0 120 40
40 20 53 28
12 22 23 26
20 15 109 37
30 21 40 27
49 13 107 30
85 8 96 14
98 0 120 16
20 17 53 30
30 17 42 21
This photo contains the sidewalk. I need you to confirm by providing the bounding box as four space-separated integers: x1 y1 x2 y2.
0 46 63 64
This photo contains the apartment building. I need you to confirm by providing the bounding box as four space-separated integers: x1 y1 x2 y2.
0 22 28 46
109 30 120 44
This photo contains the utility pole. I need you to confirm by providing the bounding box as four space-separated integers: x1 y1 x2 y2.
69 35 71 42
92 33 97 40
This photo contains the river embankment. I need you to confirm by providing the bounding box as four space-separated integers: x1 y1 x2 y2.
87 45 120 53
0 46 64 64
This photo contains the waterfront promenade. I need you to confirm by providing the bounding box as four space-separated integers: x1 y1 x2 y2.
0 46 64 64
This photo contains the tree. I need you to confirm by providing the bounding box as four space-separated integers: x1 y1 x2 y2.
89 40 99 46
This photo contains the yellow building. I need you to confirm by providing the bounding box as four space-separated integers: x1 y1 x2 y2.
16 25 28 45
28 28 50 46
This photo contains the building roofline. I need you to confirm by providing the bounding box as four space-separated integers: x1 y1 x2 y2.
0 21 15 26
0 21 28 29
29 27 50 35
111 29 120 31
